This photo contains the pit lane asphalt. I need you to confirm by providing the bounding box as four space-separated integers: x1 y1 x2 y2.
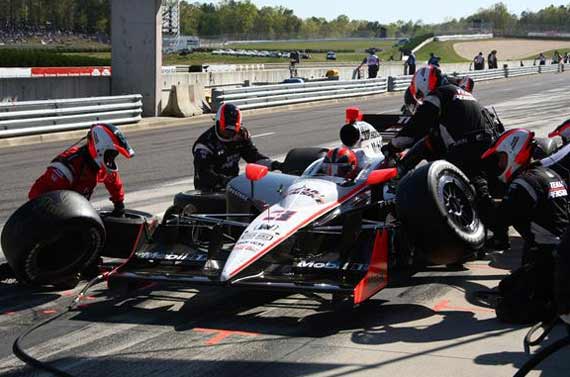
1 73 570 376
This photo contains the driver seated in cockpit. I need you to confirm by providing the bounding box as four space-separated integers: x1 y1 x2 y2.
320 147 361 181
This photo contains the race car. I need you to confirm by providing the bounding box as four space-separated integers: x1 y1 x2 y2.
106 113 486 308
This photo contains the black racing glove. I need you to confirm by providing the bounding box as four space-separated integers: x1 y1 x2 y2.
381 143 400 161
111 201 125 217
271 160 284 171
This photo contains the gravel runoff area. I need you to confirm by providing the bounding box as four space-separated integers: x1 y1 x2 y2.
453 38 570 60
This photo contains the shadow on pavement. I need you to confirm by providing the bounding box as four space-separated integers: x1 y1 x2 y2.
474 326 570 377
2 358 355 377
0 281 64 315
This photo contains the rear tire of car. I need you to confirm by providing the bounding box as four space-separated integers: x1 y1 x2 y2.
162 190 226 225
1 190 105 287
396 161 485 265
99 209 157 258
281 147 328 175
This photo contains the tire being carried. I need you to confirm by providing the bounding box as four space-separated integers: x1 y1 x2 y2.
396 160 485 265
1 190 105 286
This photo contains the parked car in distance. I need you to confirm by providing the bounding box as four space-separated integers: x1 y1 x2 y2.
326 51 337 60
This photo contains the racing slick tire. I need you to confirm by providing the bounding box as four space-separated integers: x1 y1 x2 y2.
0 190 105 287
98 209 157 258
281 148 328 175
396 161 485 265
162 190 226 224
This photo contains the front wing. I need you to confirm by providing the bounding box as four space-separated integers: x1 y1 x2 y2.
108 214 393 305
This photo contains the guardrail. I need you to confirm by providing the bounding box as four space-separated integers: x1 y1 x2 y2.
211 78 388 110
212 63 564 110
0 94 142 138
388 64 564 92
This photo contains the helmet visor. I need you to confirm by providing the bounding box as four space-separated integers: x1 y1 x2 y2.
324 162 354 178
104 149 119 172
497 152 508 174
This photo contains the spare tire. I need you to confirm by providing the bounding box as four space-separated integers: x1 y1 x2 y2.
396 161 485 265
1 190 105 286
281 148 328 175
99 209 157 258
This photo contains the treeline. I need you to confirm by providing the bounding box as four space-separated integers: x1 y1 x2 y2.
180 1 386 38
4 1 570 40
180 1 570 39
0 0 109 34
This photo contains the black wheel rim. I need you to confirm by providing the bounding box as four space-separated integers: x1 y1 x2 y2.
438 174 478 233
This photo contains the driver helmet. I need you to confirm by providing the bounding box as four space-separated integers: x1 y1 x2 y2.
215 103 242 141
87 123 134 175
481 128 535 184
409 65 444 105
548 119 570 144
322 147 359 179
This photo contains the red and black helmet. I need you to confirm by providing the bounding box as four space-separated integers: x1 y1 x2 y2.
481 128 535 183
322 147 359 179
215 103 242 140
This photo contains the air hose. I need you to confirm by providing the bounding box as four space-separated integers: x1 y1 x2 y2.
12 220 148 376
514 318 570 377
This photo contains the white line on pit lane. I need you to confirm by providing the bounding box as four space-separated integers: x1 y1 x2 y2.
252 132 275 138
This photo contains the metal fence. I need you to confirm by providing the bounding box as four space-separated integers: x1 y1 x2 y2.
211 78 389 110
388 64 564 92
0 94 142 138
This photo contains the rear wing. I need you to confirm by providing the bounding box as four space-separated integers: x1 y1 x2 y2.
345 106 410 142
361 113 411 142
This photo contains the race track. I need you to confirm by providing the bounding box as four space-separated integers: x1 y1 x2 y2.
453 38 570 60
1 73 570 376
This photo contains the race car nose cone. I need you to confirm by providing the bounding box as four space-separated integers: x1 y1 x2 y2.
220 270 231 282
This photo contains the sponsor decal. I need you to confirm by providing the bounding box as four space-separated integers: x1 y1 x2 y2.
510 136 519 150
549 181 568 198
286 186 325 204
253 223 279 232
295 260 369 271
262 209 297 221
135 251 207 262
30 67 112 77
453 88 476 101
240 230 276 241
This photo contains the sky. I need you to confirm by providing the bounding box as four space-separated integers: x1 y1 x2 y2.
214 0 570 24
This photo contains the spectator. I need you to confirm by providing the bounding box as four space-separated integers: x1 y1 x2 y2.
405 51 417 75
564 52 569 64
427 52 440 66
535 52 546 66
487 50 498 69
552 50 561 64
473 52 485 70
358 48 381 79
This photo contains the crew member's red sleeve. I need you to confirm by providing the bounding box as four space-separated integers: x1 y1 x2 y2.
28 167 73 200
103 171 125 204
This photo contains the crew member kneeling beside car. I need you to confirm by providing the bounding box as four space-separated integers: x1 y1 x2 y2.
192 103 282 192
20 123 134 283
481 128 570 323
29 123 134 213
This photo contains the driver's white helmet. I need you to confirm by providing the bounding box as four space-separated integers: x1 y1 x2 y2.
87 123 135 175
409 65 444 104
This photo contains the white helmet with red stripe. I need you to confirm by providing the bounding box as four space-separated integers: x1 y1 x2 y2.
549 119 570 144
481 128 535 183
87 123 135 174
409 64 444 104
